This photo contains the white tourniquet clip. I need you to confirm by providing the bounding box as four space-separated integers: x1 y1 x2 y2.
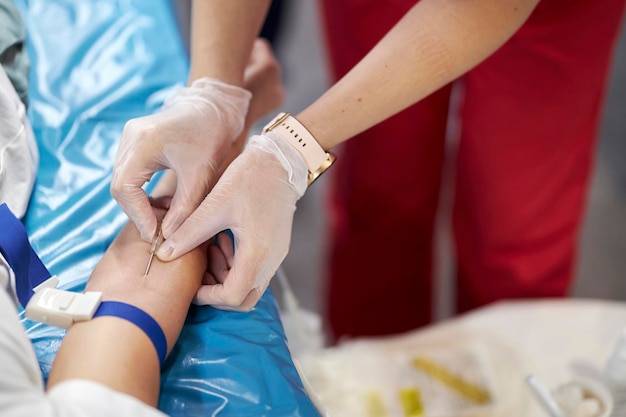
25 275 102 329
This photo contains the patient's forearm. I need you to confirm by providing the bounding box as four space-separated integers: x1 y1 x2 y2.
47 218 207 406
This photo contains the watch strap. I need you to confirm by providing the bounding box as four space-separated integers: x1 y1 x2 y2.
263 112 329 173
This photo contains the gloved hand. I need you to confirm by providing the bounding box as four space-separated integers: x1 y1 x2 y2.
156 132 308 311
111 78 252 241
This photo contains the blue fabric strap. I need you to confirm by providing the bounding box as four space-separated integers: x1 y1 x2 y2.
0 203 52 306
0 203 167 366
94 301 168 365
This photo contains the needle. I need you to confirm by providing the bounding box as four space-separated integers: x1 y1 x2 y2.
144 223 163 276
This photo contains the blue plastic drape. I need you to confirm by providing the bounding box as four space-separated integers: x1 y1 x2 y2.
14 1 319 415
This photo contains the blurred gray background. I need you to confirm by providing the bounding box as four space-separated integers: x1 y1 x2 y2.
173 1 626 329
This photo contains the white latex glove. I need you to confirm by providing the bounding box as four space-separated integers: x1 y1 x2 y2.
156 132 308 311
111 78 252 241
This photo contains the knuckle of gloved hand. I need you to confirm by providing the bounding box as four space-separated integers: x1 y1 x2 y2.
240 289 264 312
109 175 123 198
124 117 159 142
122 118 141 137
221 290 248 308
110 180 143 207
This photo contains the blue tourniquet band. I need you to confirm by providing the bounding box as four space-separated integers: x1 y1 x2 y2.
0 203 52 306
94 301 168 365
0 203 167 366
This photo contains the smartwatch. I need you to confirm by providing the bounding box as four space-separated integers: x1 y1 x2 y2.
263 112 336 186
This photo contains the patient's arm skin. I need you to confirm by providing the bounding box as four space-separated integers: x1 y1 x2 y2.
47 208 207 407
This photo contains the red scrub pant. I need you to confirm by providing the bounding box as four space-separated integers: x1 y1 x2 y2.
320 0 626 340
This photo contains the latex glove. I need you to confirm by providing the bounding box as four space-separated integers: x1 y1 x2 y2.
111 78 252 241
157 132 308 311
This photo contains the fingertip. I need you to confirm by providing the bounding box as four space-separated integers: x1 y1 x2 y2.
160 213 179 240
194 285 210 305
139 226 154 242
192 290 209 306
160 226 172 241
156 241 174 260
136 215 157 242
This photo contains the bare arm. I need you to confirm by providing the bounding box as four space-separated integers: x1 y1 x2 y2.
297 0 539 149
187 0 271 86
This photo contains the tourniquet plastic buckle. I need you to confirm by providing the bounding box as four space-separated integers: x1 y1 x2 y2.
24 276 102 329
